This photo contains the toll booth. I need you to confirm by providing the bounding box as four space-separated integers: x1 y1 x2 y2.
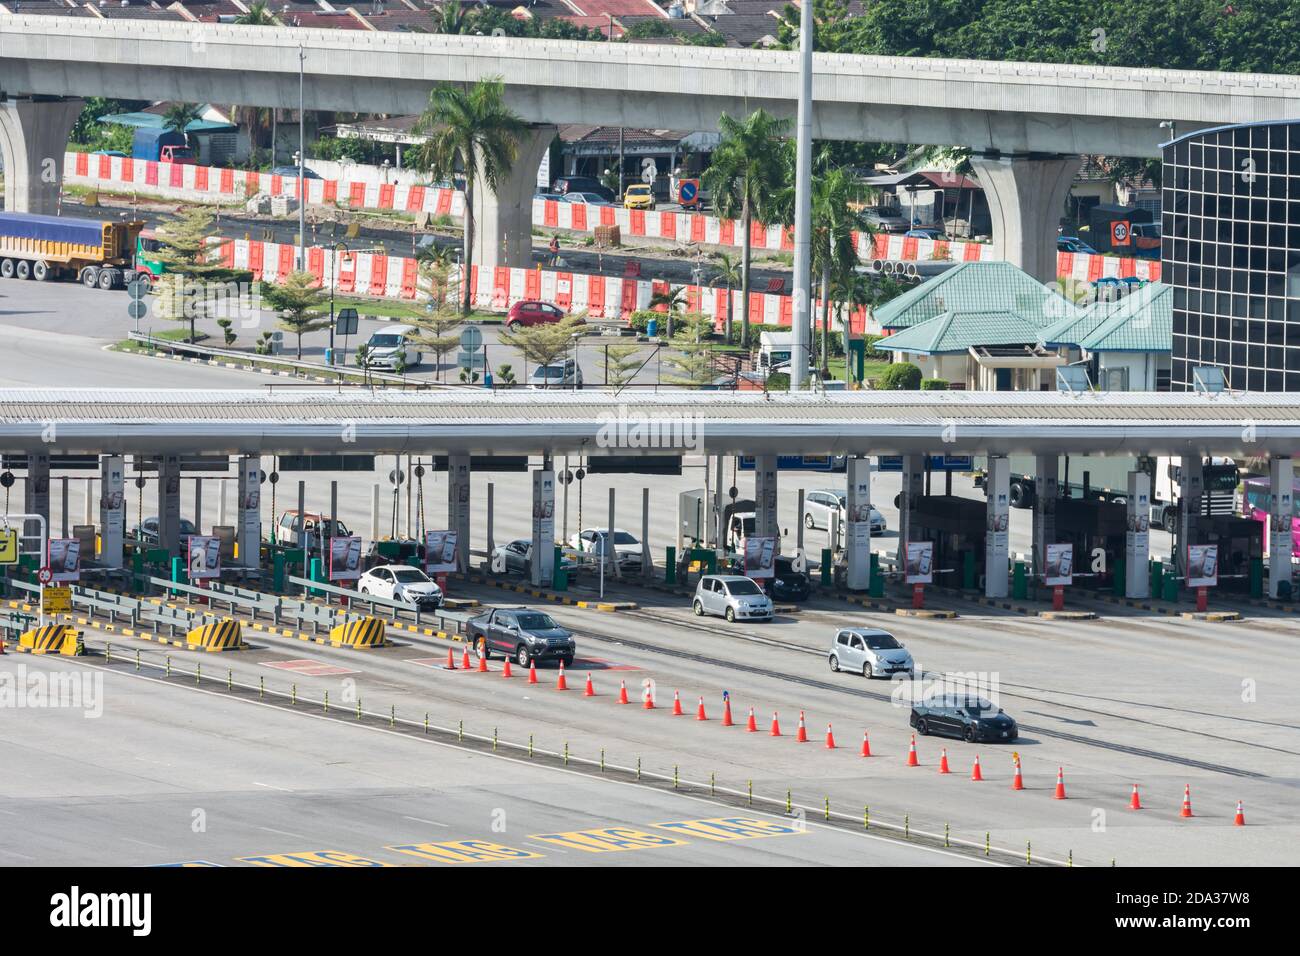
1054 499 1125 591
911 495 985 589
1200 516 1263 594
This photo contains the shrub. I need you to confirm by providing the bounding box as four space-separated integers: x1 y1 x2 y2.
920 378 949 390
876 362 922 390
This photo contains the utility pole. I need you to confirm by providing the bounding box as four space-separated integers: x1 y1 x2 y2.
297 44 307 272
790 0 814 390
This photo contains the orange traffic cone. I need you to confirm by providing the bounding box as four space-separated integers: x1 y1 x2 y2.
938 748 951 774
746 708 758 732
770 711 782 737
860 730 872 757
1129 784 1142 810
795 711 808 743
616 680 629 704
445 647 457 670
527 662 538 685
556 663 568 691
1234 800 1245 826
1053 767 1067 800
477 654 488 673
722 698 734 726
672 691 684 716
501 658 512 679
643 685 655 709
584 673 595 697
970 755 983 781
1180 784 1194 817
1011 756 1024 791
825 723 836 749
695 696 708 721
460 648 472 670
907 734 919 767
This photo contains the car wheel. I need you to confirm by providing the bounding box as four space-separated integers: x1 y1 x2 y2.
724 607 735 623
803 512 815 529
917 718 930 736
963 726 975 743
515 644 530 668
863 662 874 679
692 600 704 616
562 655 574 668
829 654 840 673
359 587 369 595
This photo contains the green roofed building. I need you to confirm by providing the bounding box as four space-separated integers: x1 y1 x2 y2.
1039 281 1172 391
871 261 1079 332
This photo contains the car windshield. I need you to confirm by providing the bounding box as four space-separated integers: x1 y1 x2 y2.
864 633 901 650
392 569 429 584
726 579 762 596
611 532 638 545
368 334 402 348
965 699 1000 716
516 613 559 630
535 366 567 379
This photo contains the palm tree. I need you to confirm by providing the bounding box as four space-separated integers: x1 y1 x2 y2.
701 109 789 348
810 167 872 375
163 103 202 146
649 285 689 339
711 251 742 344
431 0 477 35
235 1 276 25
408 78 526 315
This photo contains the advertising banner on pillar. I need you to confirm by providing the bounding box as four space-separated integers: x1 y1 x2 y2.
904 541 933 584
424 530 459 575
99 455 125 564
844 459 872 591
1125 473 1151 596
1043 543 1073 586
530 470 555 586
742 536 776 579
1187 544 1219 589
237 458 261 562
327 535 363 581
47 538 81 583
187 535 222 580
1270 481 1293 558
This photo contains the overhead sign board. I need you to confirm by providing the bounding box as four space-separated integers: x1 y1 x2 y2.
877 455 974 472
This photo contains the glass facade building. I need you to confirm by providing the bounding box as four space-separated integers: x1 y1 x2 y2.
1164 120 1300 392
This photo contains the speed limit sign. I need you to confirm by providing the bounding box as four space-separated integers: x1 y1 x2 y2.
37 566 53 584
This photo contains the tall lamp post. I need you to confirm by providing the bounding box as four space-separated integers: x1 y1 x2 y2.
790 0 814 390
328 243 353 365
297 44 307 273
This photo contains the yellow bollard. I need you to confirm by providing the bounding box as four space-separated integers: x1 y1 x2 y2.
324 690 329 714
390 705 395 728
945 822 950 848
985 832 990 857
136 649 140 671
529 735 534 758
195 662 200 685
786 789 792 813
106 643 112 663
227 669 232 691
259 675 264 698
864 805 869 830
358 699 362 720
493 727 498 751
824 797 829 820
1026 840 1032 865
165 655 171 677
423 712 427 733
748 780 753 806
291 683 296 705
1068 849 1073 868
637 757 641 780
905 815 910 840
564 741 569 766
710 771 715 796
600 748 605 772
458 719 463 742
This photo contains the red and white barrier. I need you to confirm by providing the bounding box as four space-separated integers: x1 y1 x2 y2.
1056 250 1162 283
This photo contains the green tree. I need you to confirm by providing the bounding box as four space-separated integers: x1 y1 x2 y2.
663 313 717 387
150 208 252 341
263 271 329 360
601 342 644 387
501 314 586 372
408 306 462 381
702 109 790 348
711 251 743 344
408 78 526 315
649 285 690 339
235 1 277 24
877 362 922 390
431 0 475 35
162 103 202 144
810 166 872 375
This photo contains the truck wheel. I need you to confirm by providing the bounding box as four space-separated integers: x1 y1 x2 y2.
15 260 30 280
0 259 13 279
1009 481 1033 509
98 268 119 290
81 267 100 288
32 261 49 282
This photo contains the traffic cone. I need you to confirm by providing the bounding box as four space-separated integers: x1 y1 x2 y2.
825 723 836 749
460 648 471 670
556 663 568 691
477 654 488 673
860 730 872 757
795 711 808 743
721 698 734 726
1180 784 1194 817
1129 784 1142 810
643 686 655 709
770 711 782 736
584 673 595 697
970 755 983 781
616 680 629 704
445 647 457 670
672 691 684 716
907 734 919 766
938 748 951 774
527 661 538 685
1011 756 1024 790
1053 767 1067 800
695 696 708 721
1234 800 1245 826
501 658 512 679
746 707 758 732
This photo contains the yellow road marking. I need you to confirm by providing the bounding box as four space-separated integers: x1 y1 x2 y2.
387 841 542 864
652 817 804 842
528 827 686 853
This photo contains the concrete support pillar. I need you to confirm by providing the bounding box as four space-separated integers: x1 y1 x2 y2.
713 455 725 558
23 454 49 543
486 482 496 559
1031 454 1059 578
295 481 307 549
895 454 925 567
472 125 556 272
98 455 126 569
844 456 872 591
754 455 779 552
530 466 556 587
236 457 261 568
1125 471 1151 599
370 483 380 542
795 488 806 554
194 478 204 534
985 455 1010 598
447 454 471 573
967 153 1081 283
157 455 182 558
0 96 82 216
606 487 619 580
1175 456 1204 577
1268 456 1294 598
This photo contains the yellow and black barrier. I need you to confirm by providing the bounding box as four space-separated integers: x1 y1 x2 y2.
17 623 82 656
186 619 245 652
329 617 385 648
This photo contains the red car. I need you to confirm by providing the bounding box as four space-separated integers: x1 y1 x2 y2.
506 300 571 328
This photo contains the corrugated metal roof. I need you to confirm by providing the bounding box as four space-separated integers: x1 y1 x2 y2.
1039 282 1170 352
882 310 1046 355
873 261 1082 331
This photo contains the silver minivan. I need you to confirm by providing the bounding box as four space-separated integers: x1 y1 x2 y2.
692 574 773 623
828 627 914 678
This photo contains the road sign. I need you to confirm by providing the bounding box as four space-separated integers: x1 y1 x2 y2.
459 327 483 352
0 528 16 565
335 308 359 336
42 586 71 615
127 278 148 301
457 350 486 369
677 179 699 206
36 566 53 584
127 300 149 321
388 469 405 486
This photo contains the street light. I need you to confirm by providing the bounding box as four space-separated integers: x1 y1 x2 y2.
328 243 353 365
297 44 306 273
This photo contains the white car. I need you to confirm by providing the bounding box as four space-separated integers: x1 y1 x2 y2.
357 565 443 609
570 528 642 570
361 325 423 370
804 488 886 534
528 358 583 389
490 538 580 576
693 574 773 623
828 627 914 679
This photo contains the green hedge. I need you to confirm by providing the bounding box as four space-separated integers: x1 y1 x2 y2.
920 378 949 390
876 363 922 390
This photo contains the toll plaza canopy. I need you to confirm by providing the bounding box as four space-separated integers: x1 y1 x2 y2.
2 388 1299 458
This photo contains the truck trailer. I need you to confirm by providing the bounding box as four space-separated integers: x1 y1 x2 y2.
0 212 145 289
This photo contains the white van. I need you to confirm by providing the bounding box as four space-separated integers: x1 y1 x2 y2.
758 331 794 371
362 325 423 370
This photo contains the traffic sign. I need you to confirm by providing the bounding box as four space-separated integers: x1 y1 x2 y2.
36 566 53 584
127 278 148 301
127 300 149 321
677 179 699 206
457 350 486 369
459 327 483 352
388 469 405 486
335 308 359 336
0 528 16 565
42 586 71 615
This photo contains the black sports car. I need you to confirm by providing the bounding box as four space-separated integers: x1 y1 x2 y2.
910 698 1018 743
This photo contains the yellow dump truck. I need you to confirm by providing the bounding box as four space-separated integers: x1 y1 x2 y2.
0 211 144 289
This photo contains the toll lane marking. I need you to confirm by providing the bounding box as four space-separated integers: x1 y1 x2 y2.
388 841 543 864
238 850 393 867
652 817 805 842
528 827 687 853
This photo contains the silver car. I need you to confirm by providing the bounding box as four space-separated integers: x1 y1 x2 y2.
692 574 773 623
828 627 914 678
803 489 886 535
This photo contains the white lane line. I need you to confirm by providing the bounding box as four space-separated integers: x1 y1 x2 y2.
0 848 36 861
402 815 448 828
122 837 167 850
523 841 565 854
257 826 307 839
252 781 293 792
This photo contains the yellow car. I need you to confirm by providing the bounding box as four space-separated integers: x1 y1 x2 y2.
623 184 656 210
